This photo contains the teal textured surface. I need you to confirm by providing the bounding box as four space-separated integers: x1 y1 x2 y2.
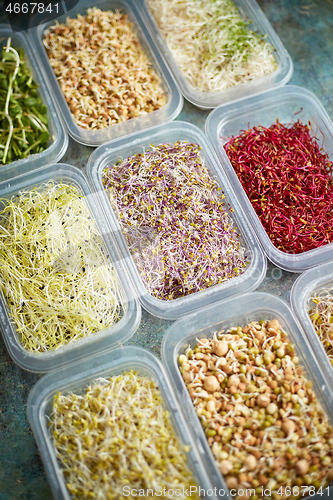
0 0 333 498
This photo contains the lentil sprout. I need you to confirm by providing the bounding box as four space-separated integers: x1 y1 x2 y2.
50 371 200 499
309 286 333 367
179 319 333 500
43 8 166 130
0 181 123 351
147 0 277 93
102 140 248 300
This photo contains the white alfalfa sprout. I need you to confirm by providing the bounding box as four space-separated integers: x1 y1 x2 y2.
147 0 277 93
50 371 200 499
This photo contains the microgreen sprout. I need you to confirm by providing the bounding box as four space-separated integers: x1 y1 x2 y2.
0 38 50 164
50 371 200 499
179 320 333 500
309 287 333 367
102 141 248 300
43 8 166 130
0 181 123 352
147 0 277 93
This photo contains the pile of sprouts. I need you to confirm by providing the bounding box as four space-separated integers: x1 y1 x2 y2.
50 371 199 499
146 0 277 93
0 181 123 351
179 319 333 500
102 141 248 300
43 8 166 130
309 286 333 367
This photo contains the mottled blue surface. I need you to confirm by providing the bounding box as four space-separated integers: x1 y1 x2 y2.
0 1 333 498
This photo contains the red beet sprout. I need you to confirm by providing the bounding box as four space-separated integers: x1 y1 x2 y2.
102 141 248 300
224 120 333 254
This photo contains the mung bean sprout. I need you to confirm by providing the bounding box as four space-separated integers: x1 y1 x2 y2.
43 8 166 130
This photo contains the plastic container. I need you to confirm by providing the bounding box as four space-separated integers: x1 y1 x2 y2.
161 291 333 499
28 0 183 147
0 163 141 373
0 25 68 182
86 120 267 320
27 345 215 500
291 261 333 397
140 0 293 109
206 85 333 273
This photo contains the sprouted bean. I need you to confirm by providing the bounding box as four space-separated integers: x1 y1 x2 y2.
43 8 167 130
309 286 333 367
146 0 277 93
50 371 199 499
102 141 248 300
0 181 123 352
179 320 333 500
0 38 50 164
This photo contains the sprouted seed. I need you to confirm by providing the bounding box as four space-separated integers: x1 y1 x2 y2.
50 371 200 499
0 181 123 352
309 286 333 367
102 141 248 300
43 7 167 130
146 0 277 93
0 38 50 164
179 320 333 500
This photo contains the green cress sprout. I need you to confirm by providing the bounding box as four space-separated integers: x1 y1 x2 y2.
0 38 50 165
0 181 123 351
50 371 200 499
179 319 333 500
147 0 277 93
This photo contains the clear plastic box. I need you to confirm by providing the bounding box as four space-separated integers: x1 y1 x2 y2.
86 120 267 320
161 291 333 499
27 345 215 500
0 163 141 373
205 85 333 273
140 0 293 109
291 261 333 396
0 25 68 182
28 0 183 147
